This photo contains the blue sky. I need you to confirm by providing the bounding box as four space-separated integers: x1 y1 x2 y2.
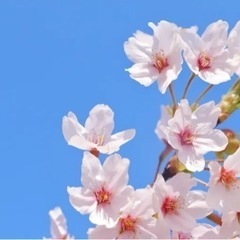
0 0 239 238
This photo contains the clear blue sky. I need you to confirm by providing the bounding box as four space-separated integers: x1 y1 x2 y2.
0 0 239 238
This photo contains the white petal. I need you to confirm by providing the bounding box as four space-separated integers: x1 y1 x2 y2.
103 154 130 192
49 207 67 239
81 152 105 190
67 187 96 215
85 104 114 139
224 147 240 173
126 62 158 86
88 225 119 239
193 129 228 154
98 129 135 154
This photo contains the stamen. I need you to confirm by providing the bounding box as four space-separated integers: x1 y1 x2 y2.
198 52 213 71
119 215 137 234
218 167 237 190
153 50 169 73
179 129 194 146
161 196 181 216
94 187 111 205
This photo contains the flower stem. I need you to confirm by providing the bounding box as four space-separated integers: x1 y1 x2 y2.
207 213 222 226
151 144 173 186
194 84 214 105
182 73 196 99
195 177 208 187
169 83 177 108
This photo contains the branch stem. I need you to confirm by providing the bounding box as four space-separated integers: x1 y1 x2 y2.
182 73 196 99
194 84 214 104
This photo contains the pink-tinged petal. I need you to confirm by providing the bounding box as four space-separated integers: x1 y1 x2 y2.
81 152 105 190
177 146 205 172
206 183 225 212
224 147 240 173
208 161 221 177
168 99 192 132
67 134 90 150
165 210 196 232
183 47 200 74
167 172 196 194
198 66 231 84
111 186 134 211
87 225 119 239
98 129 136 154
135 224 158 239
202 20 228 54
89 204 119 226
148 21 179 55
154 218 171 239
126 62 158 86
124 31 153 63
49 207 67 239
193 129 228 154
187 191 212 218
191 224 220 239
192 101 220 128
153 174 172 199
103 154 130 192
85 104 114 139
67 187 96 215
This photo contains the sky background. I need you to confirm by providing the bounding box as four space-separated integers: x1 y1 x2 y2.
0 0 240 238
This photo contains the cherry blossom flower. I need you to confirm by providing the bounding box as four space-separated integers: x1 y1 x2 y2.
153 172 211 233
62 104 135 156
44 207 73 240
124 20 183 94
206 147 240 213
67 151 134 227
88 188 165 239
180 20 232 84
162 99 228 171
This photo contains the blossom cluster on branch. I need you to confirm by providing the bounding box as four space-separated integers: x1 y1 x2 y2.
44 20 240 239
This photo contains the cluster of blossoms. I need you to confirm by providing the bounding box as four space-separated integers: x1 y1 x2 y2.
45 20 240 239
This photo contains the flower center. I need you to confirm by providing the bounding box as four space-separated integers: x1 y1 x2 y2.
119 215 137 234
153 50 169 73
179 128 194 146
197 52 213 71
218 167 237 190
88 133 105 146
94 187 111 205
161 196 181 216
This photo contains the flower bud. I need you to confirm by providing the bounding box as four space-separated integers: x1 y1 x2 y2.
218 80 240 123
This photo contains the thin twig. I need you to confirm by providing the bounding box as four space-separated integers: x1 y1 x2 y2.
207 213 222 226
182 72 196 99
194 84 214 105
168 83 177 107
151 144 173 186
195 177 208 187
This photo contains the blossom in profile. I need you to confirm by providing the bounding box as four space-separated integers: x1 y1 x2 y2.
62 104 135 156
180 20 232 84
44 207 73 239
162 99 228 171
124 20 183 94
67 152 134 227
206 147 240 213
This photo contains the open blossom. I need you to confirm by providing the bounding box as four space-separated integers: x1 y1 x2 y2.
180 20 232 84
153 172 211 233
67 151 134 227
88 188 163 239
62 104 135 155
44 207 74 240
206 147 240 213
124 20 183 94
162 99 228 171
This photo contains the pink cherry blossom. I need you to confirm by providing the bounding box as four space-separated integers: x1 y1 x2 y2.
124 20 183 94
88 188 164 239
162 99 228 171
62 104 135 155
153 172 211 233
206 147 240 213
67 151 134 227
180 20 232 84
